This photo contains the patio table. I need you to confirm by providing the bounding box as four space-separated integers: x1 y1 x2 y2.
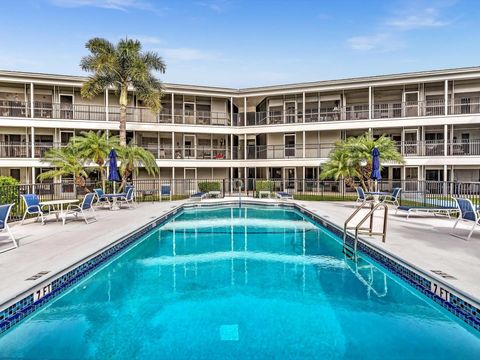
104 193 126 211
40 199 79 225
366 191 388 203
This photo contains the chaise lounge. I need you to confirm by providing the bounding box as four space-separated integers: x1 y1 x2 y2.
276 192 293 200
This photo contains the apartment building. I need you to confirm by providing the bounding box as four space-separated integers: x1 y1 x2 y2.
1 67 480 189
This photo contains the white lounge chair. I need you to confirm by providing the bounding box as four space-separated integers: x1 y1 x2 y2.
450 198 480 241
65 192 97 224
276 191 293 200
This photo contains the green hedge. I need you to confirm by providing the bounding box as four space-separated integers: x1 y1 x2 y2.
0 176 19 206
198 181 221 193
255 180 274 192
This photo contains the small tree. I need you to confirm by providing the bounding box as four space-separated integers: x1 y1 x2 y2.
117 143 159 190
38 147 91 191
0 176 20 205
321 133 404 191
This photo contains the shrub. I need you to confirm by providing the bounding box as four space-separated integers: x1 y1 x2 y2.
0 176 20 206
256 180 274 193
198 181 221 193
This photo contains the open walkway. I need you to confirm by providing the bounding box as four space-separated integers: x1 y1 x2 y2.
0 198 479 309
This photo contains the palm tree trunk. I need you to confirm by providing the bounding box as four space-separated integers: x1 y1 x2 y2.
75 175 90 192
119 86 128 146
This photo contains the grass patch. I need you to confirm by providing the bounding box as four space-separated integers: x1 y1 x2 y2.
293 194 356 201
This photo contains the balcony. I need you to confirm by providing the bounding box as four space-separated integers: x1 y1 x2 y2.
245 144 335 159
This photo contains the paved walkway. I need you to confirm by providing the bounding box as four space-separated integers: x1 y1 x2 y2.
0 201 185 307
0 198 479 309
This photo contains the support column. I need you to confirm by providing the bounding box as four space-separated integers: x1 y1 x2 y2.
105 89 109 121
243 97 247 126
172 167 175 195
230 96 233 126
230 134 233 160
444 80 448 116
302 92 306 123
171 131 175 159
244 134 247 160
368 86 372 119
171 93 175 124
302 131 306 158
444 124 448 157
30 127 35 159
31 167 35 184
30 83 34 118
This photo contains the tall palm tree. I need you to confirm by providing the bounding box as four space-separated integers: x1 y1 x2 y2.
117 143 159 190
72 130 119 184
80 37 166 146
38 147 91 191
321 133 404 190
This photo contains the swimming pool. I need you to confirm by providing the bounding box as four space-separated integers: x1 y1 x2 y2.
0 205 479 359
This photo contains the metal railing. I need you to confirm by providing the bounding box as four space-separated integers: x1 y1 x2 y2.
2 179 480 220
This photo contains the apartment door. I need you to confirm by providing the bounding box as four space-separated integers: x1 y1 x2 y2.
405 167 419 192
392 167 401 188
183 135 196 159
183 102 195 124
9 168 21 181
284 134 295 157
247 139 256 159
404 92 419 117
284 167 296 190
60 94 73 119
403 129 418 155
285 101 296 124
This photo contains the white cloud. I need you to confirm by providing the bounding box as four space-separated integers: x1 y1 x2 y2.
128 35 163 44
386 7 450 30
50 0 153 11
158 47 220 61
347 33 390 51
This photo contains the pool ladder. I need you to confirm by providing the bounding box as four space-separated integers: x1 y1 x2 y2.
343 200 388 260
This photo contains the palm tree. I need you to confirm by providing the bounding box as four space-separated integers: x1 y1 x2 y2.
321 133 404 190
72 130 119 185
80 37 166 146
117 143 159 190
37 147 91 191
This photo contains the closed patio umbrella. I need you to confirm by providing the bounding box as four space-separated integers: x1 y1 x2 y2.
371 147 381 192
108 148 120 192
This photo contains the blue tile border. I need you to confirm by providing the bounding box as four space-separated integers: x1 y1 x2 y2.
0 200 479 335
0 207 179 335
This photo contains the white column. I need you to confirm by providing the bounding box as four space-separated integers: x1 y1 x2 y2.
30 127 35 159
368 86 372 119
171 93 175 123
105 89 109 121
30 83 34 118
444 80 448 115
444 124 448 157
31 167 35 184
244 134 247 160
302 92 306 123
230 96 233 126
243 97 247 126
172 167 175 195
302 131 306 158
171 131 175 159
230 134 233 160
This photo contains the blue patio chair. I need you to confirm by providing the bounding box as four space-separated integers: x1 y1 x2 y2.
355 187 370 203
93 188 110 207
65 192 97 224
161 185 172 201
118 187 136 208
0 204 17 253
450 198 480 241
21 194 46 225
382 187 402 207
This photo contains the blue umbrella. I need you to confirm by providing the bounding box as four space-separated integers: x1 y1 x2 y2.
371 147 381 192
108 148 120 183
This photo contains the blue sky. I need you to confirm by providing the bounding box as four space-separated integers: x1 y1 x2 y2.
0 0 479 87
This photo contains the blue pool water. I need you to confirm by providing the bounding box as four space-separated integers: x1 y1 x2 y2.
0 205 479 359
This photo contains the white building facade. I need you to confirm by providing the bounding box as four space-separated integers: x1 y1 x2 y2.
1 67 480 186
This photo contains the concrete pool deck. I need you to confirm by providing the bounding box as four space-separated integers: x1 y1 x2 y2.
0 198 479 311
